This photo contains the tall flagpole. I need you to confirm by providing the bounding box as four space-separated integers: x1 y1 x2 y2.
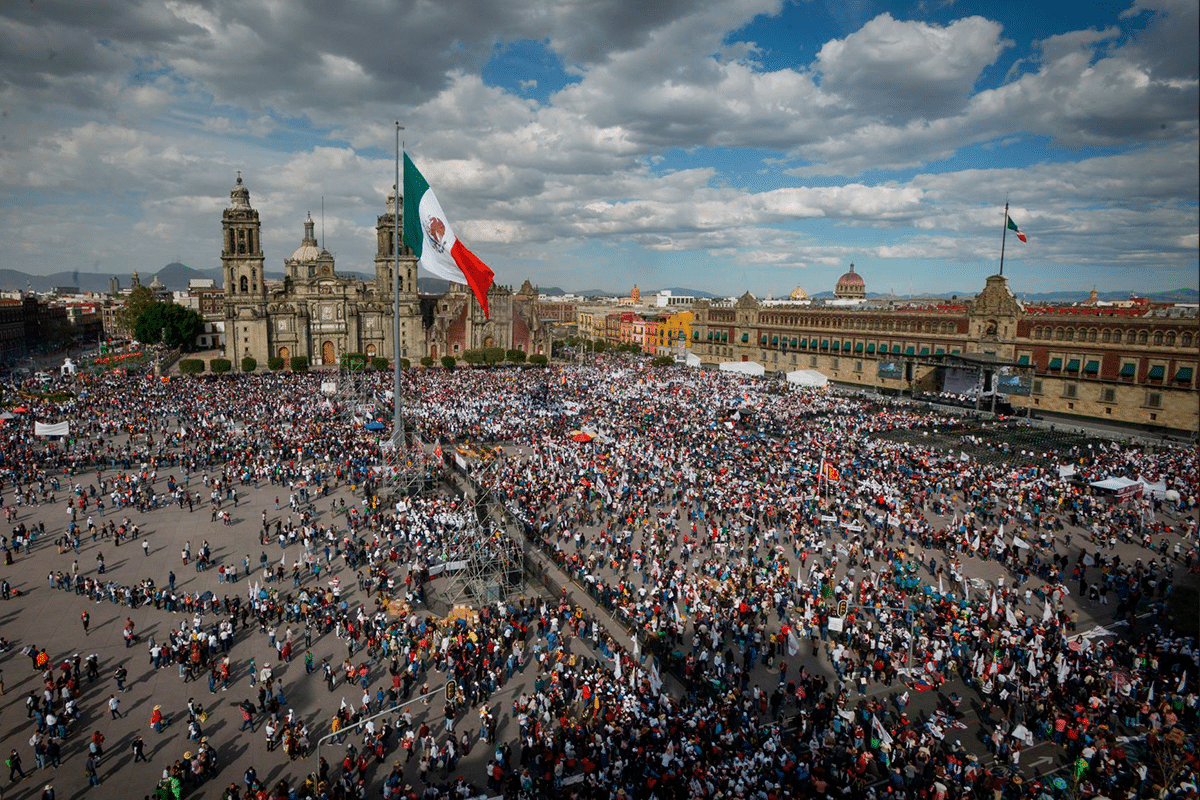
999 200 1009 276
393 121 404 452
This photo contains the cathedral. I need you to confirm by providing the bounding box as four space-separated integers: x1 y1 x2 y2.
221 173 549 366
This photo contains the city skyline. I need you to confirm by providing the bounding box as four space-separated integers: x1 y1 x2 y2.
0 0 1196 298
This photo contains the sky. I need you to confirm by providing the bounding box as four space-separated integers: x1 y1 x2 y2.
0 0 1196 299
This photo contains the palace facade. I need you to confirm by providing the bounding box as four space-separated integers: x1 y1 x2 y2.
690 268 1199 436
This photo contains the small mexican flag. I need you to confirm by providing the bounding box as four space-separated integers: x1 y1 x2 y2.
403 154 496 317
1006 215 1027 243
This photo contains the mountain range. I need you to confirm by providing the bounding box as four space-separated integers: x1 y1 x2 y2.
2 264 1195 305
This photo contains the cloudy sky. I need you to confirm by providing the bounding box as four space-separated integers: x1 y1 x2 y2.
0 0 1196 297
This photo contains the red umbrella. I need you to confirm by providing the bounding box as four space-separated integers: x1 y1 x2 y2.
571 432 593 443
13 406 28 413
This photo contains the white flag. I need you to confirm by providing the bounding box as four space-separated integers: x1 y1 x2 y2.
613 654 622 682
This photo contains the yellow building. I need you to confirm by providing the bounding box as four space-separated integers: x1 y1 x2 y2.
657 310 694 356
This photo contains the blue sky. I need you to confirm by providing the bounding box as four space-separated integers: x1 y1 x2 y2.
0 0 1195 297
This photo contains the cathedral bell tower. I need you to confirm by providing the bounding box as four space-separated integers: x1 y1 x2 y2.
222 172 265 297
375 187 418 297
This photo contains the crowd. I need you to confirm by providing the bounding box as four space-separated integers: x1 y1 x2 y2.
0 359 1195 800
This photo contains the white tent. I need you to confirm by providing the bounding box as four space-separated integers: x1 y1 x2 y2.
684 352 702 368
785 369 828 388
60 357 76 375
719 361 765 376
1138 477 1167 500
1089 476 1143 500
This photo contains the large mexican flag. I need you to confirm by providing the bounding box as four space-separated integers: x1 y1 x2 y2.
403 154 495 317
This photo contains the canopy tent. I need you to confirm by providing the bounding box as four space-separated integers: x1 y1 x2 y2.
719 361 765 377
363 420 386 431
1137 477 1167 500
785 369 829 388
684 352 702 368
1089 476 1143 500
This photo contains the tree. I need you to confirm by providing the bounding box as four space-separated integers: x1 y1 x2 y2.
529 354 547 366
399 358 411 369
340 353 368 371
420 356 435 368
651 355 674 367
289 355 309 372
178 359 205 375
116 285 158 337
592 339 611 353
505 349 527 364
132 301 204 350
210 358 232 374
461 349 484 366
267 356 285 371
240 356 257 373
440 356 457 369
371 357 389 370
482 346 505 365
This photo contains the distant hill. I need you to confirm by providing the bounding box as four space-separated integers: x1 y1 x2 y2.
649 286 719 299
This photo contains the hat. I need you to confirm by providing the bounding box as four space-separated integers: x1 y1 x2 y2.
200 736 209 743
154 704 161 710
183 751 192 759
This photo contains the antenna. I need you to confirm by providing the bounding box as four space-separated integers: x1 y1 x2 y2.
321 196 325 248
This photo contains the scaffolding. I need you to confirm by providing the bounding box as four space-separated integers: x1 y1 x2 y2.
423 458 527 614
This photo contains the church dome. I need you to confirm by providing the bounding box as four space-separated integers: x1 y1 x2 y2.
288 213 332 263
229 172 251 210
834 263 866 299
788 285 808 300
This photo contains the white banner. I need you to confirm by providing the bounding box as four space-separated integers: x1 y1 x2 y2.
827 617 844 632
34 421 69 437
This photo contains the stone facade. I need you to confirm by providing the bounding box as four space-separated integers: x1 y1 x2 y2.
691 273 1199 436
220 174 548 366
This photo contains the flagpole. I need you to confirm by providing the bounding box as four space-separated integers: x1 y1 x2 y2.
999 200 1009 276
393 121 404 454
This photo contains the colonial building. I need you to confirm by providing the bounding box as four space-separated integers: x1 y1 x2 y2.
219 173 549 366
691 269 1199 436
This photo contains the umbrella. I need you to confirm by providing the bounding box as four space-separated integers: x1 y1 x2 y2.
364 421 385 431
571 432 594 443
12 406 28 413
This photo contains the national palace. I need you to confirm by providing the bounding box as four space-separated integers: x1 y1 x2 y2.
688 267 1199 436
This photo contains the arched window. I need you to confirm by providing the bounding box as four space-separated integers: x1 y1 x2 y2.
1113 330 1122 343
1138 330 1148 344
1183 332 1193 347
1088 329 1097 342
1102 329 1111 343
240 276 249 293
1153 331 1163 345
1165 332 1175 346
1056 327 1065 340
1065 328 1074 341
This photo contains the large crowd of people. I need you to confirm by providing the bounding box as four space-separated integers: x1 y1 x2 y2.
0 358 1195 800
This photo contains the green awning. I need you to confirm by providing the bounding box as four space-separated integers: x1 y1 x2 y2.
1148 365 1165 380
1017 355 1030 366
905 346 915 356
1083 360 1099 374
707 331 713 339
761 335 768 344
866 344 875 353
693 331 700 340
1119 362 1135 377
1175 366 1194 382
854 342 864 352
741 333 748 343
722 332 728 341
936 347 945 355
951 349 960 354
1066 359 1080 372
799 338 807 347
771 336 778 345
1048 357 1062 370
820 339 829 349
920 347 930 356
791 338 797 347
892 345 902 354
831 341 840 351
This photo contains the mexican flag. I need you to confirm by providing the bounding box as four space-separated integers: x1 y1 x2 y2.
403 154 495 317
1006 215 1027 243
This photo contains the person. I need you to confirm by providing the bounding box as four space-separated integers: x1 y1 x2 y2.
131 735 147 762
115 665 128 692
81 610 90 635
142 539 149 556
108 694 120 719
42 783 55 800
7 747 26 781
85 753 100 787
150 705 164 733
